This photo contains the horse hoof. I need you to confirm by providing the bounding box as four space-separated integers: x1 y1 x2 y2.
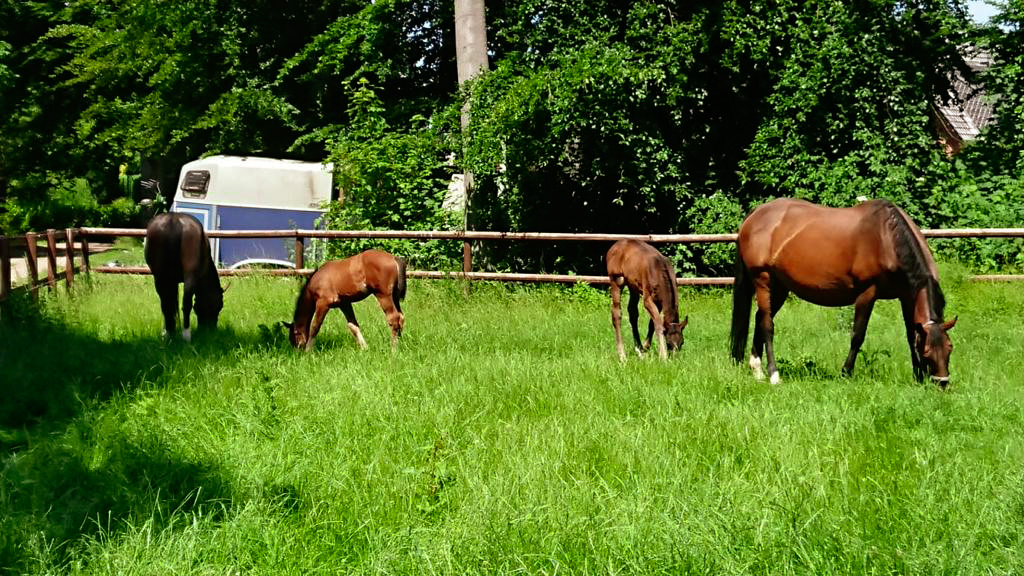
770 372 781 385
749 356 764 379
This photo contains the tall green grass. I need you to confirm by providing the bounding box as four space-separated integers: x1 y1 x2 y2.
2 269 1023 575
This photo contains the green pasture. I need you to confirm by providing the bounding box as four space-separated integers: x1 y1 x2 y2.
2 269 1024 575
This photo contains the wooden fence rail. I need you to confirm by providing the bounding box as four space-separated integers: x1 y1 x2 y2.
75 226 1024 286
3 226 1022 302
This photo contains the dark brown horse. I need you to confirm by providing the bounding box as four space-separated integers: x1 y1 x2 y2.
730 198 956 385
144 212 224 341
287 250 406 351
606 239 688 360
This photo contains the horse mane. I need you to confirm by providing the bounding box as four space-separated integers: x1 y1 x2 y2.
653 256 680 323
880 200 946 321
292 269 316 321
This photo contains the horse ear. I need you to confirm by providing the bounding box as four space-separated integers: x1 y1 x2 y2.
942 316 958 331
680 315 689 329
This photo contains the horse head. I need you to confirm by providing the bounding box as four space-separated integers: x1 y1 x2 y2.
665 315 689 353
915 316 957 386
195 284 225 328
282 321 307 349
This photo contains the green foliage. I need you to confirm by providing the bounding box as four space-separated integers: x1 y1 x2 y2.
927 165 1024 271
0 0 1023 279
969 3 1024 176
461 0 988 275
319 79 462 269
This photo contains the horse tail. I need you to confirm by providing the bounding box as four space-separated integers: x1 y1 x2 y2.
393 256 407 306
730 249 753 363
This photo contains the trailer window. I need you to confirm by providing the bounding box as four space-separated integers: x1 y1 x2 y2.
181 170 210 198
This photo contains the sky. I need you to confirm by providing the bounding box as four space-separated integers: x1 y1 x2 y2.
965 0 999 24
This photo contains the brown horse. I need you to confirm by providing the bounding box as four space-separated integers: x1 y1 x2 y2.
606 239 688 360
144 212 224 341
287 250 406 351
730 198 956 386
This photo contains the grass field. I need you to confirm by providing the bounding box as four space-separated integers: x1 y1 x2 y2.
2 268 1024 575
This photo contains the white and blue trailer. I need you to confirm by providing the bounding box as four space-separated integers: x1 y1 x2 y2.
171 155 334 268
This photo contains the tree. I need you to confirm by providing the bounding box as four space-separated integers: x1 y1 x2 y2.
462 0 977 274
454 0 489 250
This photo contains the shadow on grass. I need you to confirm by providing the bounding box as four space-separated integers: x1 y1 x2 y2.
0 292 294 574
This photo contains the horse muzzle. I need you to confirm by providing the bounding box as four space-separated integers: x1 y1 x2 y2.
930 375 950 388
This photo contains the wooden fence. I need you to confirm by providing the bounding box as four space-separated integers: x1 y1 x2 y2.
80 226 1024 285
0 228 90 302
2 226 1023 302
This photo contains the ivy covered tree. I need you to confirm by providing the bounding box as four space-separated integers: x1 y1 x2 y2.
464 0 977 274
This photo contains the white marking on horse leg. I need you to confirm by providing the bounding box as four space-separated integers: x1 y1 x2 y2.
348 323 368 349
634 346 645 358
658 333 669 360
749 355 764 380
770 371 781 385
182 328 192 343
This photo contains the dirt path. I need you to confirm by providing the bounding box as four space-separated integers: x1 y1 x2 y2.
8 243 114 286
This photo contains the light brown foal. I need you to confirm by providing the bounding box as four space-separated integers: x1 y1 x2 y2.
606 239 688 361
287 250 406 351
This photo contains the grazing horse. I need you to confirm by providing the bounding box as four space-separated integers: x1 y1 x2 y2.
606 239 689 361
287 250 406 351
144 212 224 341
730 198 956 386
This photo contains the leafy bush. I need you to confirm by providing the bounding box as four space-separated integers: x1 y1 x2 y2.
928 169 1024 272
317 79 463 270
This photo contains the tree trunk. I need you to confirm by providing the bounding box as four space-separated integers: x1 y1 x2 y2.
454 0 489 271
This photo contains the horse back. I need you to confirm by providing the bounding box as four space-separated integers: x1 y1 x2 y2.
145 212 214 283
308 249 402 301
738 198 906 302
606 239 677 295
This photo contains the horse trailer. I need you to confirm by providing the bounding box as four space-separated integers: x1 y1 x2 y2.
171 155 334 268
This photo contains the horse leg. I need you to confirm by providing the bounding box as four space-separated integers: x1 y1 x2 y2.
339 302 368 349
610 282 627 361
754 274 783 384
645 317 656 353
305 300 332 351
750 305 765 380
155 280 178 339
374 293 405 349
842 289 877 377
900 296 924 381
642 295 667 360
181 277 197 342
627 290 646 356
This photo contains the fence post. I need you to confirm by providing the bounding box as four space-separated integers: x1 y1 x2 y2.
45 229 58 290
0 236 10 302
294 234 304 269
80 230 91 274
26 232 39 300
65 228 75 292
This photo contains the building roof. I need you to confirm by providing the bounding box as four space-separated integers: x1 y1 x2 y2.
935 47 995 142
